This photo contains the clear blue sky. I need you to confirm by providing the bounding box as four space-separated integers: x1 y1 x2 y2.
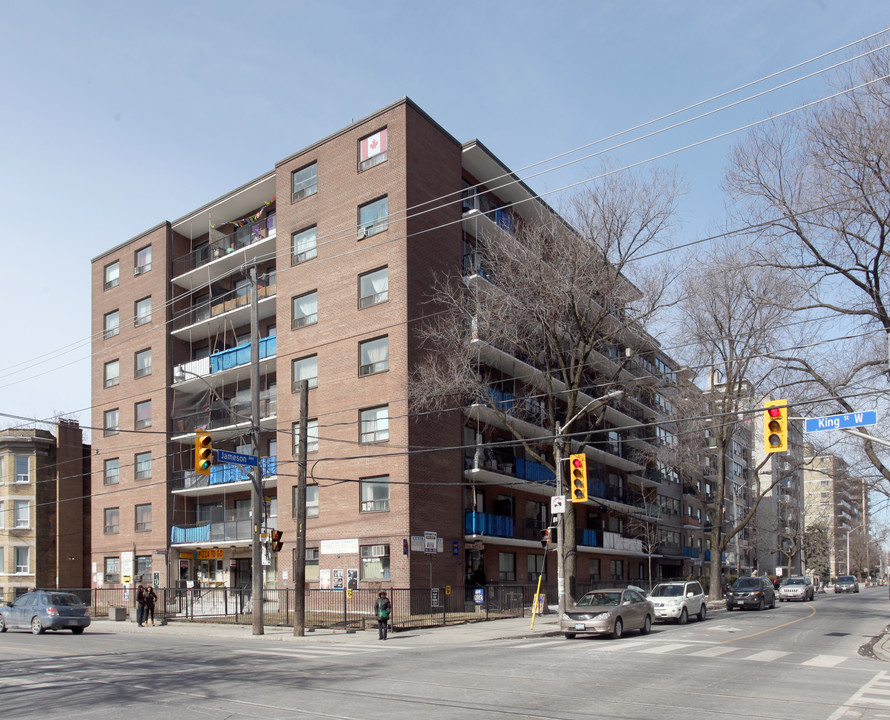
0 0 885 439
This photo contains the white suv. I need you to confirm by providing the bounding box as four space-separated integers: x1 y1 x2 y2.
648 581 707 624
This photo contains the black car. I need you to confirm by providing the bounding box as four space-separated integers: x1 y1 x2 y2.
725 576 776 611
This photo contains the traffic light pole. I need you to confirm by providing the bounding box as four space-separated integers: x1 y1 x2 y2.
250 265 264 635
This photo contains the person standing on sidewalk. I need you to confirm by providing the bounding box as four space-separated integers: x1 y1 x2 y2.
136 585 146 627
374 591 392 640
144 586 157 626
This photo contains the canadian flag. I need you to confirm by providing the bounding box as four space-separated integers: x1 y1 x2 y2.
361 129 387 161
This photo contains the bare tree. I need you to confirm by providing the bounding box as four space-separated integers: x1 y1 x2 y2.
724 44 890 484
412 167 681 608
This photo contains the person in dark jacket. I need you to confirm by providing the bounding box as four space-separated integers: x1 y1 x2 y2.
374 591 392 640
136 585 146 627
144 586 157 626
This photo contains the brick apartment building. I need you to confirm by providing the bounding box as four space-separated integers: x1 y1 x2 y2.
0 421 91 600
90 97 690 595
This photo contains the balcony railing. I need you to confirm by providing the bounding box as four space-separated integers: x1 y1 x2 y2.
172 393 277 434
210 336 276 373
173 457 278 491
174 283 276 331
171 516 278 545
514 458 555 485
172 213 276 277
465 512 513 538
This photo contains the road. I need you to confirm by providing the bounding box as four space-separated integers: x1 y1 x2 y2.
1 587 889 719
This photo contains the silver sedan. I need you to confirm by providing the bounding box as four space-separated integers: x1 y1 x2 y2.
561 588 654 639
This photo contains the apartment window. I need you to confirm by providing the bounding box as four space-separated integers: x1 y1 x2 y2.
135 348 152 378
104 260 120 290
135 504 152 532
104 310 119 339
360 405 389 443
135 451 152 480
358 196 388 237
292 419 319 455
103 458 119 485
291 225 317 265
360 544 390 580
135 400 152 429
528 554 545 583
359 336 388 376
292 355 318 391
104 507 120 534
359 267 388 308
134 297 152 326
358 128 387 172
291 162 317 202
14 455 29 484
610 559 624 581
590 558 601 582
134 245 152 275
103 409 119 436
135 555 152 580
360 475 390 513
499 552 516 582
294 484 319 519
14 547 29 574
14 500 30 528
305 548 319 582
104 359 120 388
292 290 318 329
104 557 120 583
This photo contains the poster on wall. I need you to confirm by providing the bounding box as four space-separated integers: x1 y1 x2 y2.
333 569 344 590
319 569 331 590
347 569 358 590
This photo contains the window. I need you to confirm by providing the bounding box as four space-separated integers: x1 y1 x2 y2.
291 162 317 202
104 260 120 290
359 267 388 308
358 128 387 172
135 297 152 326
0 501 4 529
135 348 152 378
135 400 152 429
359 336 388 376
292 419 319 455
360 544 390 580
104 557 120 583
14 547 29 574
135 504 152 532
104 408 119 436
292 355 318 391
135 555 152 580
135 245 152 274
499 552 516 582
291 225 317 265
305 548 319 582
104 310 119 339
294 484 320 518
292 290 318 329
589 558 601 581
528 554 545 582
610 559 624 581
104 359 120 388
14 455 29 484
360 405 389 443
359 196 388 237
14 500 29 528
104 507 120 534
104 458 119 485
135 451 152 480
360 475 390 512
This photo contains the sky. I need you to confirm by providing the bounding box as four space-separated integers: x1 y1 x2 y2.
0 0 887 442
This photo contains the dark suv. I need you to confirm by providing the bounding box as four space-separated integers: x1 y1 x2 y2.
725 576 776 611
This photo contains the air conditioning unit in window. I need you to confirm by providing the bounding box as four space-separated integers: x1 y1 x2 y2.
134 266 143 276
357 227 368 239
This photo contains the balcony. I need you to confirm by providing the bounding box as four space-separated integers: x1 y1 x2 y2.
172 390 277 441
683 547 701 559
172 212 276 288
172 283 276 338
171 516 278 546
172 457 278 496
465 512 514 538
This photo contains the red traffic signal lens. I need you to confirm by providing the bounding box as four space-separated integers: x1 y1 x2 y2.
768 407 782 418
572 458 583 468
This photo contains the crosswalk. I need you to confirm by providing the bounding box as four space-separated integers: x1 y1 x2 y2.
829 671 890 718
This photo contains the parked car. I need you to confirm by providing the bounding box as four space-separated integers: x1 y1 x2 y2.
834 575 860 594
725 576 776 611
648 580 707 624
0 591 91 634
561 588 654 639
778 576 814 602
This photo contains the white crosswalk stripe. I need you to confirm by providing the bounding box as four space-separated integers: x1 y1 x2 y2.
639 643 694 654
743 650 790 662
802 655 848 668
688 646 738 658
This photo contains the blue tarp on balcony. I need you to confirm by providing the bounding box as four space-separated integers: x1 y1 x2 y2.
515 458 555 485
581 529 598 546
171 525 210 544
465 512 513 538
210 335 276 373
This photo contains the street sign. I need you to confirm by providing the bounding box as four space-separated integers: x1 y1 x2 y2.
424 531 437 554
551 495 566 514
217 449 258 466
804 411 877 433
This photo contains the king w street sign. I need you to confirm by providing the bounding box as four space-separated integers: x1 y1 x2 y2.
804 411 877 433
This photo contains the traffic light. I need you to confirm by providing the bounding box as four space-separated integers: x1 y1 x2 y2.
569 453 588 503
270 530 283 552
764 400 788 453
195 431 212 475
541 527 552 549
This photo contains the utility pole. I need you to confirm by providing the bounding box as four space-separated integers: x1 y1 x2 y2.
293 380 308 636
555 425 566 616
250 265 264 635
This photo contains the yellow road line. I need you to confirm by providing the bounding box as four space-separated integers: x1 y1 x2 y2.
719 604 817 644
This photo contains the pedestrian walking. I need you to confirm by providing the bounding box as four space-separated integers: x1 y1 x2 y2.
136 585 146 627
374 591 392 640
144 586 157 626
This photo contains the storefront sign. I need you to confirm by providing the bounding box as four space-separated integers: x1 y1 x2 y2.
320 538 359 555
198 548 224 560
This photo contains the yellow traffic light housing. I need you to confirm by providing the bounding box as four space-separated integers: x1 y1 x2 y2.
764 400 788 453
569 453 588 503
195 431 212 475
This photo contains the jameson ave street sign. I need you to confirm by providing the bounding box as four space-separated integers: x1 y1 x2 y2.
217 449 258 466
804 411 877 433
